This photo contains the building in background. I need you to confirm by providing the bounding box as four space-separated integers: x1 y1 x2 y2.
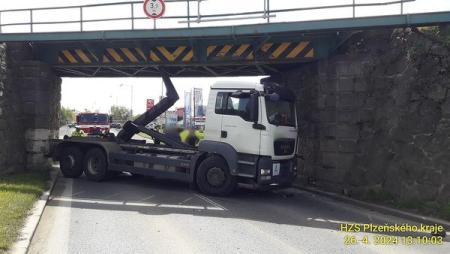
193 88 203 117
181 88 206 128
196 105 206 117
152 110 177 129
176 107 184 121
193 116 206 129
165 111 178 128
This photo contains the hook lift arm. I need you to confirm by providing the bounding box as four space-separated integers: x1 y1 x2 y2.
116 71 191 149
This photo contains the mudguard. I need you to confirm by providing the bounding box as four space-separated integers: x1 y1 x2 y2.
198 140 239 175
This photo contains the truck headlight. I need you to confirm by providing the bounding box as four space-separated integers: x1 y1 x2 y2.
260 169 271 176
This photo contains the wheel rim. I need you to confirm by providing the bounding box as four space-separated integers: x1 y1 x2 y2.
87 156 101 175
206 167 226 187
63 155 75 169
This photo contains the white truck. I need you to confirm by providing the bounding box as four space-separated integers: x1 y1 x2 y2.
50 73 298 196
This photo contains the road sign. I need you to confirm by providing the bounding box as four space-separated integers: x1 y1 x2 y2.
143 0 166 19
146 99 155 110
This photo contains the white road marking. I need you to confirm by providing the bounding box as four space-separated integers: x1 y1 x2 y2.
137 194 154 202
179 197 193 204
51 197 225 211
194 194 228 211
307 217 349 224
70 191 84 197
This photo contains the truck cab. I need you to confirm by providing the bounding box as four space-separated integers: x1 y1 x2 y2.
202 80 298 189
76 112 111 135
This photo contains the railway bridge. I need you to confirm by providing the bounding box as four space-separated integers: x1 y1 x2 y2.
1 0 449 202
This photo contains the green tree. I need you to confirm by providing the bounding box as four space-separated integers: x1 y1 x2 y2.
110 105 131 122
60 107 75 126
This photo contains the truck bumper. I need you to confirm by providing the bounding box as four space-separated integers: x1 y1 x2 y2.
253 157 297 189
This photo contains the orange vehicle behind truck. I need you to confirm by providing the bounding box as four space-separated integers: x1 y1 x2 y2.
76 112 111 135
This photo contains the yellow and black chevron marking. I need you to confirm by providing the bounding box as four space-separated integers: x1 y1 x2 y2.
150 46 194 63
57 42 313 64
58 46 194 64
259 41 314 59
207 44 254 60
103 48 147 63
58 49 98 64
206 41 314 61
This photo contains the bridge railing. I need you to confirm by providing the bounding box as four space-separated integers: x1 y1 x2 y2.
0 0 428 33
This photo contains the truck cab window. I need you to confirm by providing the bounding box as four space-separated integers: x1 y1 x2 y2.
215 92 252 121
265 98 296 127
227 96 250 119
215 92 226 114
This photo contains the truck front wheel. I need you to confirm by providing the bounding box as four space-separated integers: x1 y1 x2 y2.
196 155 237 196
84 148 108 181
60 146 84 178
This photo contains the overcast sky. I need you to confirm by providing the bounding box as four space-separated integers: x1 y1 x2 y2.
1 0 449 114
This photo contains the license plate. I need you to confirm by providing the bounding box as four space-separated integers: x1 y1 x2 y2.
272 163 280 176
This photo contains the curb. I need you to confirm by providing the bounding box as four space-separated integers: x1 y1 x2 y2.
293 183 450 231
9 167 59 254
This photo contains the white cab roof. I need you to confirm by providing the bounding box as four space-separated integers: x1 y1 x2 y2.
211 81 264 91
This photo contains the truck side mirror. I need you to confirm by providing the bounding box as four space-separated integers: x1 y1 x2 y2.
249 92 259 123
76 116 80 123
109 116 113 123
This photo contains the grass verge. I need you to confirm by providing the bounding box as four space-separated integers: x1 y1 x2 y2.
0 171 49 253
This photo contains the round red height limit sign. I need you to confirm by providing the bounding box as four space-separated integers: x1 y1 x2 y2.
143 0 166 19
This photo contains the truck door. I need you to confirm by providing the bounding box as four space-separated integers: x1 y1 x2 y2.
204 90 223 142
217 91 261 155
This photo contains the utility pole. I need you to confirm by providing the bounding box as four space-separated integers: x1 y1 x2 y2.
162 78 167 128
193 87 196 120
130 85 133 119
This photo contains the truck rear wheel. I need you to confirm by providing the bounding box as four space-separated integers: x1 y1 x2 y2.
84 148 108 181
60 146 84 178
196 155 237 196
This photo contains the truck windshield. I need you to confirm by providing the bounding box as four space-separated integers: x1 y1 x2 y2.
265 99 296 127
78 114 108 124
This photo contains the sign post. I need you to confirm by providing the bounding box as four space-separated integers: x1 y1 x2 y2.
143 0 166 19
184 91 192 128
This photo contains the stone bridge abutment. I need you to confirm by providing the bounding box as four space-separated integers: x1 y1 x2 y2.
0 43 60 173
283 27 450 208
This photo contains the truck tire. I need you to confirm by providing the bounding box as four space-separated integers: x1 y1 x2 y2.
196 155 237 196
84 148 108 182
60 146 84 178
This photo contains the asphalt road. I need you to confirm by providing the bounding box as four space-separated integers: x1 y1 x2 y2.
34 127 449 254
28 173 450 254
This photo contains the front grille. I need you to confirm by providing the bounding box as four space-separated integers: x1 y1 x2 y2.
274 139 295 155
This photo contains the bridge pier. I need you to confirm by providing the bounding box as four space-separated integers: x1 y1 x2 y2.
283 54 368 193
283 28 450 205
0 43 60 173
